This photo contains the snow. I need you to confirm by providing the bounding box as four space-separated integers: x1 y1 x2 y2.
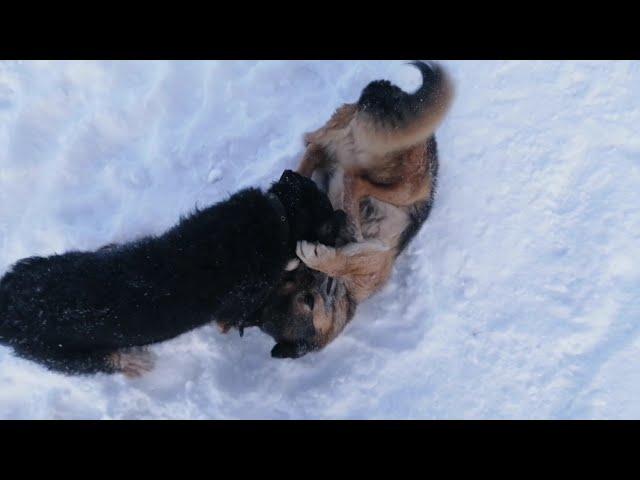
1 60 639 419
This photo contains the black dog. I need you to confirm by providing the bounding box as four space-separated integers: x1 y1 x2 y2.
0 170 343 376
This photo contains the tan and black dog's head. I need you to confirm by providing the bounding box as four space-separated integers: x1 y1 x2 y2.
256 264 356 358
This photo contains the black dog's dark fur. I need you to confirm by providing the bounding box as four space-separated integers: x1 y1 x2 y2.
0 172 337 375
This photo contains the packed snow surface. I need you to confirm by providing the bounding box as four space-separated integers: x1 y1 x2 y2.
0 60 639 419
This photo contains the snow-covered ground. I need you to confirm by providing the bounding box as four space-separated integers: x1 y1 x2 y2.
0 60 638 419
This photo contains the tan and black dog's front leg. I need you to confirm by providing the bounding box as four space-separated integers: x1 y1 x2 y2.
341 171 365 241
297 240 394 302
297 143 329 177
297 241 349 278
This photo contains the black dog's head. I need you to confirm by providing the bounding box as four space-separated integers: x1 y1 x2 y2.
255 170 355 358
269 170 347 248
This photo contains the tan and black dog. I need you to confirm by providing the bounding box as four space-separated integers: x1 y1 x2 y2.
255 61 455 359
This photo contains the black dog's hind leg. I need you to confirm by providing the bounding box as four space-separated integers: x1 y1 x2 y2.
11 343 155 377
108 347 156 378
11 343 117 375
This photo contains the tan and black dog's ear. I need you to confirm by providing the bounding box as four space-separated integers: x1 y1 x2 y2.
271 341 311 359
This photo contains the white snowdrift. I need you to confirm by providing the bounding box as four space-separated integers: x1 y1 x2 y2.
0 60 638 419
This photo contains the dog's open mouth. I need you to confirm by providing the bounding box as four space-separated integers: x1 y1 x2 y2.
321 275 340 311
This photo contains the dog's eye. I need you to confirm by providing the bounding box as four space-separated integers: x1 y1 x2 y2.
301 292 315 310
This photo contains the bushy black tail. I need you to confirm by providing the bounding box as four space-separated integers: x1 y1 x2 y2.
0 283 9 344
353 61 454 155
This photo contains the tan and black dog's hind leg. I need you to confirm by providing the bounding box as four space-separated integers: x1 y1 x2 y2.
297 143 433 243
353 143 435 208
325 142 435 242
297 240 396 302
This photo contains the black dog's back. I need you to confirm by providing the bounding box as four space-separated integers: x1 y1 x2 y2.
0 187 295 375
1 243 209 349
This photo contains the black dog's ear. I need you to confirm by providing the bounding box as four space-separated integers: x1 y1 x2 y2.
271 342 310 359
316 209 348 247
278 169 297 183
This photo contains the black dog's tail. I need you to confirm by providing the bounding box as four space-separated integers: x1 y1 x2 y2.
353 61 455 156
0 268 18 345
0 283 10 344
